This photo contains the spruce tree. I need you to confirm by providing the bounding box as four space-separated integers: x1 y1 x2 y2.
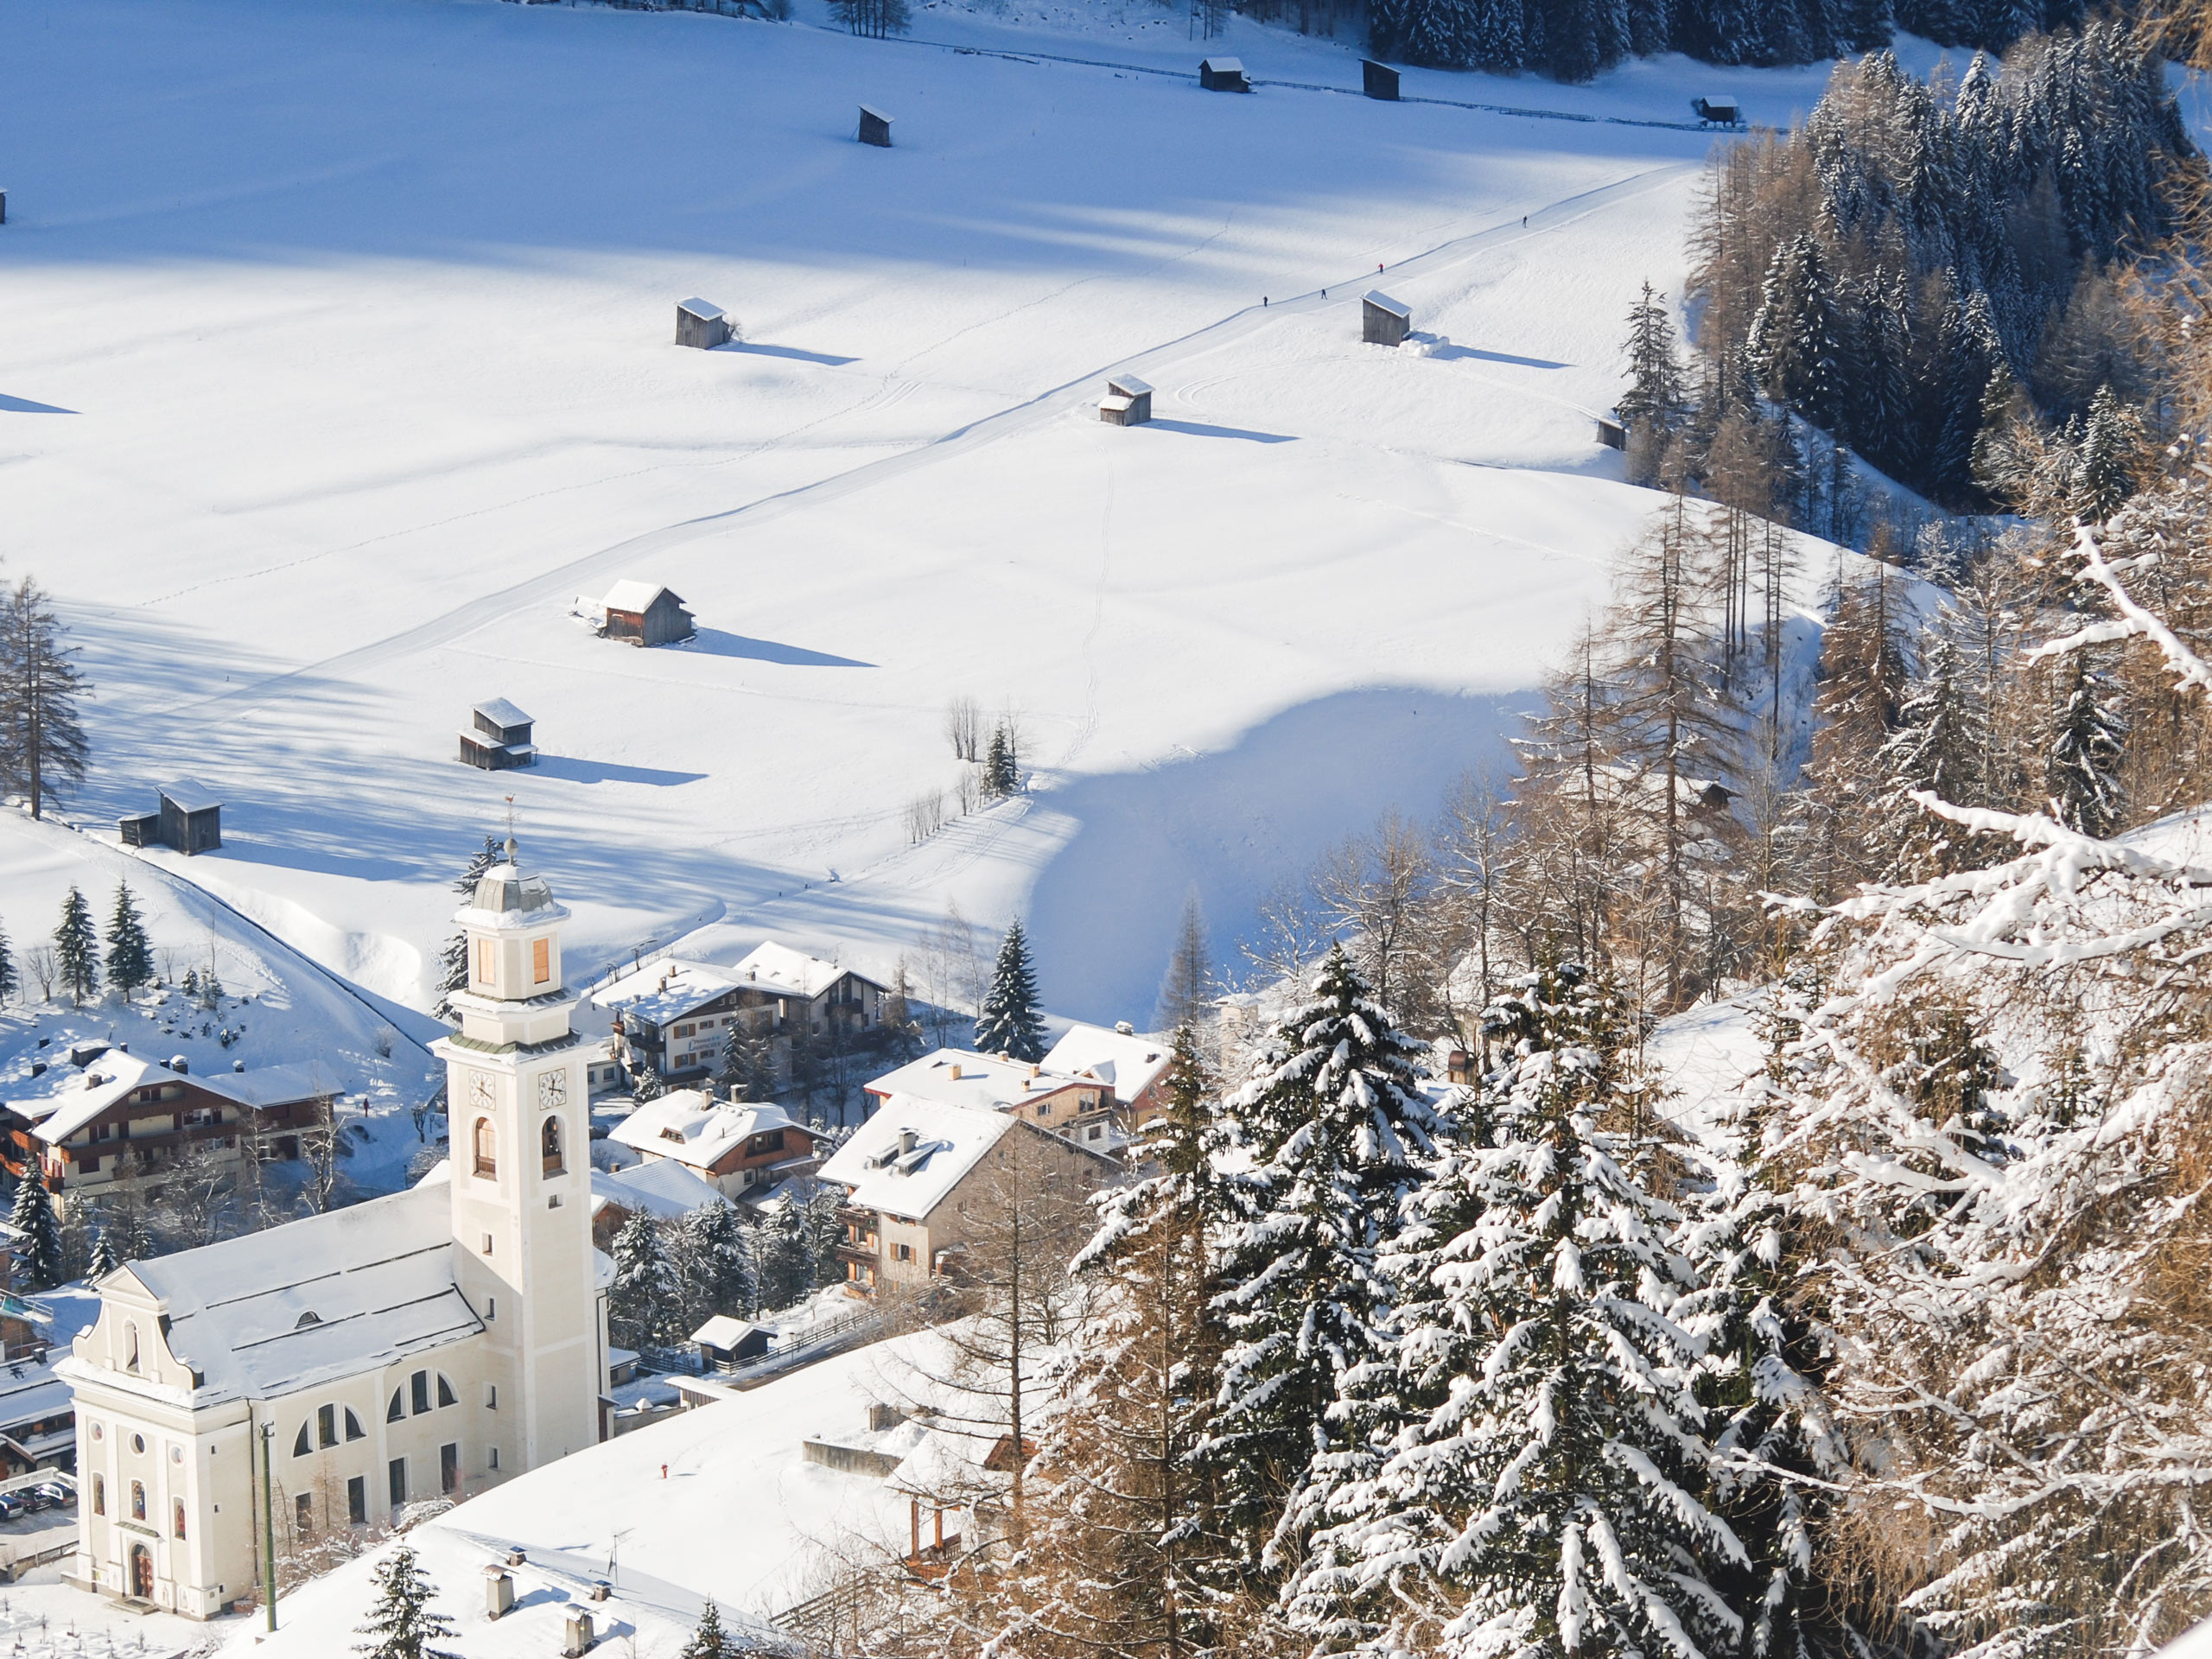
0 918 16 1007
87 1227 120 1282
53 887 99 1008
2071 383 2144 523
610 1211 679 1349
1616 281 1684 433
1872 622 1989 880
974 922 1047 1063
717 1018 777 1103
2046 652 2126 838
1205 944 1446 1575
433 836 500 1022
0 579 92 822
983 724 1020 797
104 882 153 1001
10 1175 63 1293
678 1199 758 1322
1747 235 1847 429
680 1600 731 1659
1289 962 1740 1658
353 1542 461 1659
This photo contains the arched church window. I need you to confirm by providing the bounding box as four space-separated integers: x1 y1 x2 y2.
345 1408 365 1441
542 1116 563 1176
124 1323 139 1373
436 1375 457 1408
173 1498 187 1541
387 1388 404 1424
130 1481 145 1522
474 1118 497 1179
293 1422 312 1459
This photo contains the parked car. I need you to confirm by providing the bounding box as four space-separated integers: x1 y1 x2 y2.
31 1483 70 1509
15 1487 50 1512
0 1492 31 1521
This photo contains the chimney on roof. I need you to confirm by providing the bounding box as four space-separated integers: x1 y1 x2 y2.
1029 1064 1041 1078
947 1064 962 1080
483 1566 515 1620
899 1128 918 1154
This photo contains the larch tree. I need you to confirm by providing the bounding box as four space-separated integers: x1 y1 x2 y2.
975 920 1047 1063
1289 962 1741 1659
1154 893 1214 1037
105 882 154 1001
53 887 99 1008
0 579 89 822
353 1542 462 1659
1207 944 1446 1580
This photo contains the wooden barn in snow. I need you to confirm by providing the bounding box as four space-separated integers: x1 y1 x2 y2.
676 298 731 351
1099 373 1154 426
1363 289 1411 346
459 699 537 771
1198 57 1249 92
601 581 696 647
1362 60 1400 99
858 106 894 147
119 782 224 854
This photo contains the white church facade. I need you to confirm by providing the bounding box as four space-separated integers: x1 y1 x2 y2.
57 842 613 1618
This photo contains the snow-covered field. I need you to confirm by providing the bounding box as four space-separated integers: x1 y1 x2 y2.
0 0 1893 1030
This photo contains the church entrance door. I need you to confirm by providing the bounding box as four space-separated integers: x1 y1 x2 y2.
129 1544 153 1600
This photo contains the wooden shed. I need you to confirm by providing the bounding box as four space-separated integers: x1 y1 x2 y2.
602 580 696 647
1361 60 1400 100
1099 373 1154 426
156 782 223 855
459 698 537 771
1362 289 1411 346
1596 415 1628 450
1692 96 1742 128
1198 57 1250 92
676 297 731 351
858 105 894 148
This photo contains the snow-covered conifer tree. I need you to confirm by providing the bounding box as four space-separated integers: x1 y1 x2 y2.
1872 620 1989 879
1748 235 1847 429
10 1175 62 1293
0 918 17 1007
717 1017 777 1103
353 1542 461 1659
432 836 499 1023
1617 281 1684 435
679 1600 731 1659
104 881 153 1001
53 887 98 1008
2072 383 2145 524
1290 961 1738 1658
678 1199 758 1322
87 1228 119 1283
974 920 1047 1062
2046 651 2126 839
1206 944 1445 1575
610 1211 678 1348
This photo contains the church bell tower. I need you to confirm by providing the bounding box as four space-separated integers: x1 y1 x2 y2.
429 838 601 1474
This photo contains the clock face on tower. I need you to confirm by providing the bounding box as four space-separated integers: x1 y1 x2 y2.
537 1071 568 1110
469 1071 494 1111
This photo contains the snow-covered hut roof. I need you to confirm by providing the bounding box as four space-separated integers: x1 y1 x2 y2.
734 940 884 1001
602 578 682 615
609 1092 802 1173
1363 289 1410 320
862 1047 1089 1113
689 1314 766 1350
1199 56 1244 73
1107 374 1153 398
820 1096 1017 1221
590 1157 727 1221
590 957 747 1028
89 1182 479 1405
158 779 223 814
472 696 532 729
1041 1024 1171 1107
859 105 894 123
676 297 724 322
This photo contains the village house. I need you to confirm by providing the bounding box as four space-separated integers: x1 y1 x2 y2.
3 1054 338 1194
57 840 611 1618
607 1094 821 1202
819 1096 1119 1297
587 1159 726 1252
1040 1023 1174 1143
862 1049 1117 1150
590 944 886 1087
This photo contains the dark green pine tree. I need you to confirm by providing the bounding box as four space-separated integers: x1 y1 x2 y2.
1616 280 1684 430
1206 944 1446 1578
973 921 1047 1063
680 1599 731 1659
717 1018 777 1103
105 882 154 1001
10 1175 63 1292
433 836 502 1021
610 1211 679 1349
0 918 16 1007
2071 383 2145 524
53 887 99 1008
353 1542 462 1659
87 1228 120 1283
983 724 1020 797
1747 234 1847 430
2047 652 2126 839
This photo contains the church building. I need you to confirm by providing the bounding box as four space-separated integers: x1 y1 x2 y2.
57 842 612 1618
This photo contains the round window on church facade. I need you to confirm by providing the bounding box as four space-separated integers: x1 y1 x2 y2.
130 1433 146 1456
89 1422 102 1442
171 1446 183 1464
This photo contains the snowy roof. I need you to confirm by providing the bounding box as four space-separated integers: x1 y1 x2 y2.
591 957 765 1027
860 105 894 122
1363 289 1410 319
457 852 567 928
676 297 724 322
1199 56 1244 72
863 1047 1090 1113
1041 1024 1171 1106
199 1060 345 1110
99 1182 479 1405
1107 374 1153 397
590 1159 727 1222
608 1091 802 1172
472 696 532 728
734 939 885 1001
602 578 682 614
820 1096 1017 1221
689 1314 766 1349
15 1052 155 1141
157 779 222 814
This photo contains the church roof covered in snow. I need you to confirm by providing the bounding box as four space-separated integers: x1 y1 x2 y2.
105 1181 480 1405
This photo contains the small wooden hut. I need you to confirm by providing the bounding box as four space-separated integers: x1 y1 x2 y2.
1099 373 1154 426
1362 289 1411 346
676 298 731 351
1198 57 1250 92
1596 415 1628 451
1692 96 1742 128
459 699 537 770
1361 60 1400 100
156 782 224 855
602 580 696 647
858 105 894 147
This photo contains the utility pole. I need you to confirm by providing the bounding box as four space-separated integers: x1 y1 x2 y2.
259 1421 278 1632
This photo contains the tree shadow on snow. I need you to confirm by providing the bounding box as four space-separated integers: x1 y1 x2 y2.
681 628 873 668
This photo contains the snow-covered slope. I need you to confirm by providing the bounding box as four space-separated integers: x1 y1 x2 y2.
5 0 1864 1024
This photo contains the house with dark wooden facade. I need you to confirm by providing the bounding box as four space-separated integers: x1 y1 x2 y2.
599 582 695 648
119 784 223 855
1098 374 1153 427
858 106 893 148
1198 57 1249 92
1362 59 1400 99
607 1094 822 1200
1363 289 1412 346
589 944 886 1086
6 1052 337 1193
458 699 537 771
